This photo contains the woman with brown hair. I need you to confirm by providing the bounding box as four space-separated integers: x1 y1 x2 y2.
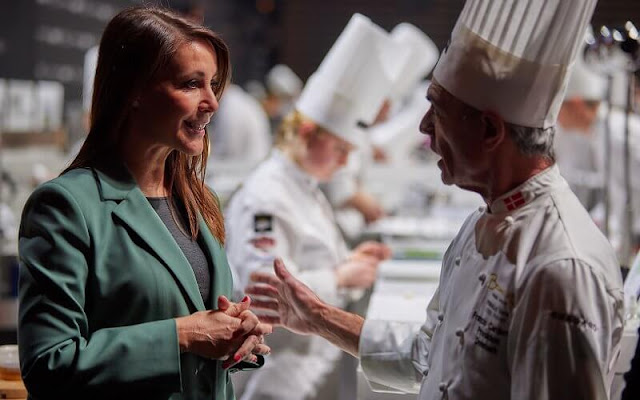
17 6 270 399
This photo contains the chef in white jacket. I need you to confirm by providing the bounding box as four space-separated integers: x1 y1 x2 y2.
554 54 607 209
225 14 407 400
246 1 625 399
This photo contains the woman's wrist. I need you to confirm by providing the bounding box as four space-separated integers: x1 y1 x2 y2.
175 316 191 353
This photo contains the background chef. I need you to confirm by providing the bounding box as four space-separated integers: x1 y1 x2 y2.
247 1 624 399
224 14 408 400
554 53 607 211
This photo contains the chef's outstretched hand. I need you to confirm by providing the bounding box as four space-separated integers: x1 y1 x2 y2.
246 258 324 336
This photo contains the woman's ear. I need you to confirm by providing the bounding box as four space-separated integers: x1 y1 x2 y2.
480 111 507 152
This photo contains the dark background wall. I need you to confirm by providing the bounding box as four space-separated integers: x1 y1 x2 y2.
0 0 141 107
1 0 639 109
276 0 640 82
277 0 463 81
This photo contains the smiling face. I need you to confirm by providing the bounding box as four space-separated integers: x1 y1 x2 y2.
133 39 219 157
419 80 487 190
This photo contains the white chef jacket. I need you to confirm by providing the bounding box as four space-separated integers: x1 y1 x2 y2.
359 165 624 400
225 150 351 400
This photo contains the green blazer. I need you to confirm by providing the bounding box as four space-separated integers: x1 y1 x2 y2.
18 167 258 400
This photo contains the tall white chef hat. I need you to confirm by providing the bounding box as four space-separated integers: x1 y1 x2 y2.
564 53 607 102
296 13 411 144
266 64 303 99
389 23 439 102
433 0 598 129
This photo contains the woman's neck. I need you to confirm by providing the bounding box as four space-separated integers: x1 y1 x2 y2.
120 131 172 197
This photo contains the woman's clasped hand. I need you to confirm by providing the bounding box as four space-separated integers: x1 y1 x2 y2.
175 296 272 369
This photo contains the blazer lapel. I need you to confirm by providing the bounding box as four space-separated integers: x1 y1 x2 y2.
93 168 206 312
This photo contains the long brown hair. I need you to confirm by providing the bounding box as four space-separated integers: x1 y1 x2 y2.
65 5 230 243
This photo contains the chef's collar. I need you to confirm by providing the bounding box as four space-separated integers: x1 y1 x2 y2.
272 149 320 190
488 164 562 214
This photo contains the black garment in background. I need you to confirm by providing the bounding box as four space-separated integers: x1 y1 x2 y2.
622 325 640 400
147 197 211 304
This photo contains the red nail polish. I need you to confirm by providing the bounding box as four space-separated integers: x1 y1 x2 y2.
234 354 242 362
242 295 249 302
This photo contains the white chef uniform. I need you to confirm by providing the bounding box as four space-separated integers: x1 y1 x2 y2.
226 149 349 305
225 149 348 400
555 125 602 208
555 56 607 209
225 14 410 400
359 0 624 398
359 165 624 399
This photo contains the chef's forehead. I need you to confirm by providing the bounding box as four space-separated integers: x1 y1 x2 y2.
427 80 465 113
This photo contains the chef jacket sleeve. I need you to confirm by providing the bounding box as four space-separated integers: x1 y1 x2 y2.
508 258 624 400
358 286 441 393
227 204 343 306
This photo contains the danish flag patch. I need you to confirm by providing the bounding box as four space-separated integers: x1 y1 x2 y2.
503 192 526 211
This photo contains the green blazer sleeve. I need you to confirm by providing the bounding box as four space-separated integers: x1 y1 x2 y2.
19 181 182 398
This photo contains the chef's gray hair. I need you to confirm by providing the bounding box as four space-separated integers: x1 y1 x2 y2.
506 123 556 162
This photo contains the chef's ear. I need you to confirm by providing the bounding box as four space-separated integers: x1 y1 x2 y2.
480 111 507 152
298 120 318 140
